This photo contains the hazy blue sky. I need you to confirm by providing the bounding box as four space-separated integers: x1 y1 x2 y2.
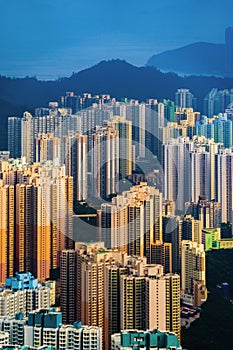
1 0 233 79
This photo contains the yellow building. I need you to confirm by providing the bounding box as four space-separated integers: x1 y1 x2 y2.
0 161 73 282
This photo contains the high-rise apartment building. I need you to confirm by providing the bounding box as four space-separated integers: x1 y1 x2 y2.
60 91 111 114
195 115 214 139
175 89 196 109
181 215 202 244
21 112 34 164
163 99 175 122
119 266 180 340
0 161 73 281
185 196 221 229
174 108 200 127
8 117 21 158
60 250 78 325
100 183 163 261
165 273 181 338
60 242 106 326
150 241 172 273
142 100 166 159
213 114 232 148
215 148 233 223
0 184 14 284
162 216 181 274
163 200 176 216
60 244 181 349
64 133 88 201
181 240 206 295
100 198 129 253
163 137 193 213
16 106 83 165
105 264 128 347
204 88 233 116
110 116 133 178
190 147 210 202
91 126 119 198
203 88 218 117
35 134 61 165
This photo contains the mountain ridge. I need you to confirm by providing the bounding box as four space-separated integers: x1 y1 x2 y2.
147 42 225 76
1 59 233 150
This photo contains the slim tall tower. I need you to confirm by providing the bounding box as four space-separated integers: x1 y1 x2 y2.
35 133 61 165
175 89 196 109
60 250 78 324
163 137 193 213
191 148 210 202
165 274 181 340
64 133 88 201
21 112 34 163
0 185 15 284
110 116 133 178
8 117 21 158
92 126 119 199
215 149 233 223
15 184 34 273
162 215 181 274
181 240 206 294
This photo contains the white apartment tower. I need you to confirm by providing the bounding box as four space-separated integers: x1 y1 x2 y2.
21 112 34 164
215 148 233 223
163 137 193 213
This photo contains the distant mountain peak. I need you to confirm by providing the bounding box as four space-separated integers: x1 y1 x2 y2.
147 42 225 76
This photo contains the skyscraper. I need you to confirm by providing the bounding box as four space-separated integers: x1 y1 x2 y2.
215 148 233 223
119 265 180 340
35 134 61 165
0 162 73 282
163 137 193 213
190 147 210 202
151 241 172 273
185 196 221 229
91 126 119 199
21 112 34 164
181 215 202 244
60 250 78 324
162 216 181 274
8 117 21 158
110 116 133 179
0 185 14 284
203 88 218 117
175 89 196 109
64 133 88 201
60 244 181 349
100 183 163 261
100 198 128 252
181 240 206 295
214 115 232 148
